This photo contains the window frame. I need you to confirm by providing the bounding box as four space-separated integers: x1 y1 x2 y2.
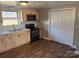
2 11 21 26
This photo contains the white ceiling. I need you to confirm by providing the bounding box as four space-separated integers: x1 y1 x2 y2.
27 1 79 8
0 1 79 9
0 1 17 6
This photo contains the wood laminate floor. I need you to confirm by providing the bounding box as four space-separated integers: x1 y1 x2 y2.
0 39 79 58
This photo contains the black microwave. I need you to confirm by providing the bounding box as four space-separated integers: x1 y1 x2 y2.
27 15 36 21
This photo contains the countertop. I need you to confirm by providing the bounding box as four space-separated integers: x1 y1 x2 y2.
0 29 30 35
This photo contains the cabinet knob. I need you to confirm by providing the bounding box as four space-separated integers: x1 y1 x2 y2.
9 37 12 40
1 39 3 42
18 35 21 37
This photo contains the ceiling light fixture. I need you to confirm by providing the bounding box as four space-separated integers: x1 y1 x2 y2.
20 1 29 6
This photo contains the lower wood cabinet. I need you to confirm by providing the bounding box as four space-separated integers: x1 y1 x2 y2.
0 30 30 53
4 34 16 50
19 31 30 45
14 31 30 47
17 33 26 46
0 35 6 53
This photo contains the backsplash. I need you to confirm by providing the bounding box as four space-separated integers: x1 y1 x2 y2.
0 21 38 33
0 24 25 32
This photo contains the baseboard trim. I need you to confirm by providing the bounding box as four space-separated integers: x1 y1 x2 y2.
42 37 50 40
41 37 76 49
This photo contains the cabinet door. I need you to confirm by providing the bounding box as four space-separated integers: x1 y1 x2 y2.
15 31 30 47
4 34 16 50
16 32 28 46
14 32 23 47
32 11 39 20
18 33 25 45
19 31 29 45
16 32 23 46
22 30 30 44
0 35 6 53
9 33 16 48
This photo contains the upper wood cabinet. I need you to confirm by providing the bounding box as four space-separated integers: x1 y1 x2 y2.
21 9 39 22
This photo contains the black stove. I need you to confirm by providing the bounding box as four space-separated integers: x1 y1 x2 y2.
25 24 39 42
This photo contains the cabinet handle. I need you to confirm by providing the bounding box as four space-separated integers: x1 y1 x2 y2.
9 37 11 40
1 39 3 42
18 35 21 37
9 38 10 40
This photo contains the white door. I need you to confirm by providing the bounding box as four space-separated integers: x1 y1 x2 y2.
49 9 76 46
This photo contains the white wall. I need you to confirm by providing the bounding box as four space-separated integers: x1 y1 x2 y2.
39 9 49 38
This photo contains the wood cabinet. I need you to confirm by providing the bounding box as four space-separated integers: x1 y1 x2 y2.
14 30 30 47
22 30 30 44
0 35 5 53
21 9 39 22
4 34 16 50
0 30 30 53
15 32 26 47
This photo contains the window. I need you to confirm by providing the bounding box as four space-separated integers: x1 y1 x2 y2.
2 11 19 26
